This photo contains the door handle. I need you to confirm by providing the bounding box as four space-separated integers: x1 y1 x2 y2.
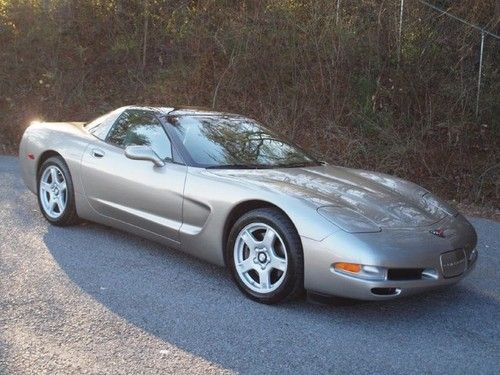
92 148 105 158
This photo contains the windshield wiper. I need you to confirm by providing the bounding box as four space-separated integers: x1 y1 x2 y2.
206 164 273 170
276 162 319 168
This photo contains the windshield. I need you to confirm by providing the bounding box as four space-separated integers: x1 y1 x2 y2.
166 115 320 168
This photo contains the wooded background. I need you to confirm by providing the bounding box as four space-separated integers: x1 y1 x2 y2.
0 0 498 206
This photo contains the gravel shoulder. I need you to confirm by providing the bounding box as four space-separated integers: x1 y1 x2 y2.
1 155 499 374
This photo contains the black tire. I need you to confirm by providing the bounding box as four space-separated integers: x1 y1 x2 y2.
226 207 304 304
37 156 79 226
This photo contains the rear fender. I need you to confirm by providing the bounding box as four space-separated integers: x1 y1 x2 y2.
19 122 91 195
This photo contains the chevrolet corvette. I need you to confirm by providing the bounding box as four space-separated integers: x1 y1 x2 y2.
19 106 478 303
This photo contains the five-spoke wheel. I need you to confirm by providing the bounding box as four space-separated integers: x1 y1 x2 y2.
234 223 288 293
37 156 79 226
39 165 67 219
227 208 304 303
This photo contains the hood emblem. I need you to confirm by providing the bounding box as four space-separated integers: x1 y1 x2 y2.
430 228 446 238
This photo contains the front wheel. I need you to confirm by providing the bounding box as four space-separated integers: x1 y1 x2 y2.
37 156 79 226
226 208 304 304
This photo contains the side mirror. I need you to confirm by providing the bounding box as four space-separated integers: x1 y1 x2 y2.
124 145 165 167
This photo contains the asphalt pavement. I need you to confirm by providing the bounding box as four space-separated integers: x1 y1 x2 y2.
0 155 499 374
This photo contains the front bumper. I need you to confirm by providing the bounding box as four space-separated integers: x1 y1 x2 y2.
302 214 478 300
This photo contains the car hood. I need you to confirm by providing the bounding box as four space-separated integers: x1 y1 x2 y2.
208 165 447 229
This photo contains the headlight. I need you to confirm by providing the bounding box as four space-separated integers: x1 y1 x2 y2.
317 206 381 233
332 262 386 280
421 193 458 217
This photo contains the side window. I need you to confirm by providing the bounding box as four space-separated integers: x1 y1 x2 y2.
107 110 172 160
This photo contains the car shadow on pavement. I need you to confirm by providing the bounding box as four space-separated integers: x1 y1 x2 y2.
43 221 500 373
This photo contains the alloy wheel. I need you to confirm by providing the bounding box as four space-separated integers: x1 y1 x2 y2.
39 166 67 219
233 222 288 294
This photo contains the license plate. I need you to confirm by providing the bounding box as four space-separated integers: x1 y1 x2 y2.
440 249 466 278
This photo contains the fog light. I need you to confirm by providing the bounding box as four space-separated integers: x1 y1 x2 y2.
422 268 438 279
361 265 386 279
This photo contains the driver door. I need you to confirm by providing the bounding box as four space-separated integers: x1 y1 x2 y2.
81 109 186 243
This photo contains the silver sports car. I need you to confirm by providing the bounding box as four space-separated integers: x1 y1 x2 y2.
19 106 478 303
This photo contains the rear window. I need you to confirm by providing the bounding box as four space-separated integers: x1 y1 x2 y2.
85 108 123 140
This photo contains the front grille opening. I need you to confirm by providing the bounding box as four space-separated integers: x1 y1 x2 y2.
387 268 424 281
371 287 399 296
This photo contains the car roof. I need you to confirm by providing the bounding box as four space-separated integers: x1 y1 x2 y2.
119 105 242 118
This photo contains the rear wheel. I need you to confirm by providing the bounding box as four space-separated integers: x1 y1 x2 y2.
227 208 304 303
37 156 79 226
